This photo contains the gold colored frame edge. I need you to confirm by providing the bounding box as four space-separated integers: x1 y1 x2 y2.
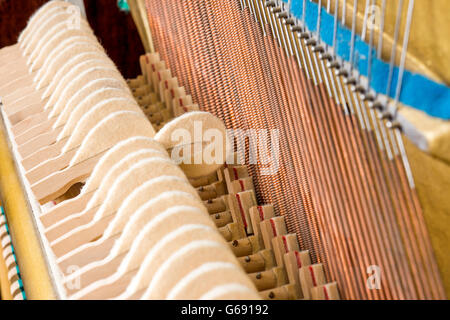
0 111 58 300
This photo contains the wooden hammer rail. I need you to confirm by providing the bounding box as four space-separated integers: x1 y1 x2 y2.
0 1 260 300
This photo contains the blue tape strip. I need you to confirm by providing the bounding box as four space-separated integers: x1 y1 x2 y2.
283 0 450 119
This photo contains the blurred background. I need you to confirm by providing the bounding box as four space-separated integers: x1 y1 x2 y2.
0 0 144 78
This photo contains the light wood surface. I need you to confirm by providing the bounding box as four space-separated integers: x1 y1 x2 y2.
405 137 450 298
0 116 57 300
